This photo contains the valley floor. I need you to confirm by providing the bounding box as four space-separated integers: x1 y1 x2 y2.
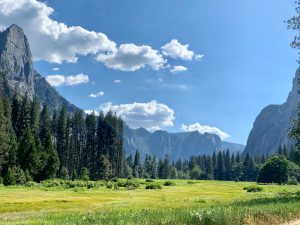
0 180 299 225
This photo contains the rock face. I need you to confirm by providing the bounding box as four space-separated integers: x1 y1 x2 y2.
124 125 245 160
0 24 34 99
244 68 300 156
0 24 79 113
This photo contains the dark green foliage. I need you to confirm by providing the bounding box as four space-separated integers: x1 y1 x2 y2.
145 183 162 189
60 167 69 180
71 170 78 181
3 167 16 186
164 180 176 186
80 167 90 181
287 176 298 185
257 156 289 184
190 166 202 180
243 185 263 192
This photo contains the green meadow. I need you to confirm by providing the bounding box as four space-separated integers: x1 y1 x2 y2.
0 180 299 225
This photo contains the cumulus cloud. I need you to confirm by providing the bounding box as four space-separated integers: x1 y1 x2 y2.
98 100 175 131
45 75 65 87
88 91 104 98
84 110 99 116
0 0 201 72
181 123 230 140
113 79 122 84
46 73 89 86
0 0 116 64
52 67 60 71
162 39 195 60
96 44 165 71
170 65 187 74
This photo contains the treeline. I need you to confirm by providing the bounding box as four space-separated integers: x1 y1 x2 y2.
125 145 300 182
125 150 262 181
0 92 125 184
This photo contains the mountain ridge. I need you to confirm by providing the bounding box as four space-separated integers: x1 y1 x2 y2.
244 68 300 155
124 125 245 160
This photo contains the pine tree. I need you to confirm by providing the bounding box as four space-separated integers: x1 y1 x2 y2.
205 155 214 179
19 97 31 139
56 106 68 168
3 167 16 186
224 149 231 180
243 153 256 181
85 112 96 170
216 151 225 180
30 97 40 139
39 105 52 150
97 154 112 180
133 150 142 178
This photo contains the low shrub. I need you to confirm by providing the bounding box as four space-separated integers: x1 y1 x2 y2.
106 183 113 189
287 176 298 185
145 179 154 182
145 183 162 190
243 185 263 192
164 181 176 186
187 181 198 184
24 181 38 187
111 177 119 182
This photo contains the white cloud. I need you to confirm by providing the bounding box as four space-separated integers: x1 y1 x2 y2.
65 73 89 86
170 65 187 74
88 91 104 98
45 73 89 86
96 44 166 71
0 0 202 72
181 123 230 140
0 0 116 64
195 54 204 60
162 39 194 60
113 79 122 84
84 110 99 116
99 100 175 131
45 75 65 87
52 67 60 71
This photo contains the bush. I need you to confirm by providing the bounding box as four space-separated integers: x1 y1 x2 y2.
243 185 263 192
80 167 90 181
187 181 198 184
145 183 162 189
287 176 298 185
3 168 16 186
111 177 119 182
145 179 154 182
25 181 38 187
164 181 176 186
257 156 289 184
106 183 113 189
0 177 3 184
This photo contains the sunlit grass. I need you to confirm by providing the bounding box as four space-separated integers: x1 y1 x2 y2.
0 180 299 224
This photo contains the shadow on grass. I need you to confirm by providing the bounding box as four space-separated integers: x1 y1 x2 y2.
232 191 300 207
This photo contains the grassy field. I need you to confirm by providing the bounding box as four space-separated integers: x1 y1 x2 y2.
0 179 299 225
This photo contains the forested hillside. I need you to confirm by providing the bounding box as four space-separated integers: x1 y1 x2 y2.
0 77 125 183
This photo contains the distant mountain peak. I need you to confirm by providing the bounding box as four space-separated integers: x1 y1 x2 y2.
124 126 245 160
244 68 300 155
0 24 34 99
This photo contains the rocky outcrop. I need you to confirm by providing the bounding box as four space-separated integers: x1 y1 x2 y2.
0 24 78 113
244 68 300 156
0 24 34 99
124 125 245 160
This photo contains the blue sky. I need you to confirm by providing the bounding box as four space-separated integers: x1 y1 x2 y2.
0 0 298 144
